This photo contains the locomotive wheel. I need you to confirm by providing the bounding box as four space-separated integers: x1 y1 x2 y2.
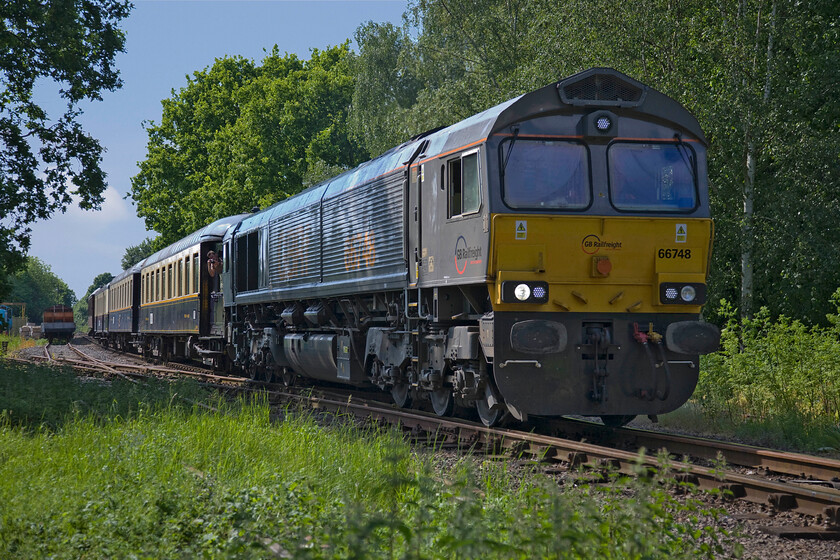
280 368 296 387
429 388 454 416
475 384 505 427
391 383 412 408
248 364 272 383
600 415 637 428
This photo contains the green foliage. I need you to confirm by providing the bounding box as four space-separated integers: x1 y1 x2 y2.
0 0 131 300
0 366 737 558
72 272 114 331
121 237 156 270
695 299 840 450
0 334 41 357
0 362 209 431
131 44 369 246
6 257 75 323
350 0 840 324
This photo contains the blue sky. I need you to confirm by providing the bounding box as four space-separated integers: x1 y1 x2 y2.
27 0 408 298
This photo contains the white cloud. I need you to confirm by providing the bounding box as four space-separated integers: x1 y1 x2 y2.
27 187 153 298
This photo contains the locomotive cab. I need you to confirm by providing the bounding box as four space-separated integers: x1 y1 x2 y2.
478 70 719 422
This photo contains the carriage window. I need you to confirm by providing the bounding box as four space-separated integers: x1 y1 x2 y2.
448 151 481 218
185 257 191 294
194 252 200 294
608 142 697 212
502 139 590 209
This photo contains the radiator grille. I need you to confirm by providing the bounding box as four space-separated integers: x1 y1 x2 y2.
268 206 321 286
562 73 643 104
322 174 405 283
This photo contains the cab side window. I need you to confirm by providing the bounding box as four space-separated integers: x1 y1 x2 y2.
447 151 480 218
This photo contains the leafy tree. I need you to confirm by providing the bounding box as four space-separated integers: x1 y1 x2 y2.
7 258 76 323
121 238 156 270
350 21 425 157
0 0 132 300
351 2 551 157
73 272 114 330
131 44 368 245
353 0 840 324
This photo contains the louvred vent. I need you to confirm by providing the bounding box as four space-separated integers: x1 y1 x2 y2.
561 73 643 105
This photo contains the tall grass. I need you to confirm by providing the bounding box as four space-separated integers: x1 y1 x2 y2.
691 297 840 451
0 364 738 559
0 334 42 356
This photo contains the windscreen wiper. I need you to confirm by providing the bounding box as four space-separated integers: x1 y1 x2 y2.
502 125 520 174
673 132 697 184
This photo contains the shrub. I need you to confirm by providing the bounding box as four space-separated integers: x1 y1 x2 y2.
695 297 840 449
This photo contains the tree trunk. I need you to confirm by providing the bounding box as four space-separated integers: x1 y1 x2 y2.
740 0 776 320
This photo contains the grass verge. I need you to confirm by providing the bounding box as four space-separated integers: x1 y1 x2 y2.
0 363 740 559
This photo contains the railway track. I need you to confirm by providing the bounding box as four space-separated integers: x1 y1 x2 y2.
285 392 840 535
7 341 840 537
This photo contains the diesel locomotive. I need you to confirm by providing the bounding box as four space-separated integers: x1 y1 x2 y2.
89 68 719 426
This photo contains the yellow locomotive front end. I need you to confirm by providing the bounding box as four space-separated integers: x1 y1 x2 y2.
478 69 719 423
487 215 717 421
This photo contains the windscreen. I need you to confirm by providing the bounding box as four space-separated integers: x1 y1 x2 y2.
609 142 697 212
502 139 590 210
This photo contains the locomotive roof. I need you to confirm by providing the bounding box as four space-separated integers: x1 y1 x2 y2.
235 96 521 234
140 213 251 270
235 68 705 235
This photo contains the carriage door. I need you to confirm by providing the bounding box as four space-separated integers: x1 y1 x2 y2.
407 141 429 285
221 240 234 305
208 242 225 337
408 164 422 285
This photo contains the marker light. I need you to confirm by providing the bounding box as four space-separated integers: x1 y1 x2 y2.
659 282 706 305
514 283 531 301
595 115 612 131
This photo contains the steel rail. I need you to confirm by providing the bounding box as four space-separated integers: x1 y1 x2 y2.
292 392 840 526
616 425 840 482
549 417 840 482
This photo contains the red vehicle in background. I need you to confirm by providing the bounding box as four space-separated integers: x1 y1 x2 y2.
41 305 76 342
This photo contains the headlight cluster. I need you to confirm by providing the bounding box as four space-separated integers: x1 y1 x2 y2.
502 281 549 304
659 282 706 305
